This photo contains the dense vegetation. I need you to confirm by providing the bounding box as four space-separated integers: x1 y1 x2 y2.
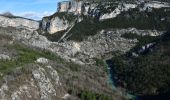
42 30 66 42
112 31 170 95
79 90 112 100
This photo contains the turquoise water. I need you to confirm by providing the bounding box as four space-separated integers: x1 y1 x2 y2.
105 59 136 100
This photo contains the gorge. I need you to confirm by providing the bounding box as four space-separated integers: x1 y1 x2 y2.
0 0 170 100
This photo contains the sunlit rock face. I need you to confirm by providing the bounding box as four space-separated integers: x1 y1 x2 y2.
0 16 39 30
144 1 170 9
99 3 137 20
43 17 70 34
58 1 71 12
69 1 84 14
58 0 84 14
0 63 64 100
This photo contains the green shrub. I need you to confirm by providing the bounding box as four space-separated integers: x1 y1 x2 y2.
67 61 80 72
43 30 66 42
121 33 140 39
93 58 105 66
79 90 112 100
0 44 63 75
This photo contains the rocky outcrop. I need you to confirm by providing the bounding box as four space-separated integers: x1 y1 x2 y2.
143 1 170 9
41 17 70 34
0 54 10 60
99 1 170 20
100 3 137 20
0 16 39 30
32 66 58 100
36 57 49 64
0 62 65 100
58 1 71 12
58 0 84 14
57 0 99 17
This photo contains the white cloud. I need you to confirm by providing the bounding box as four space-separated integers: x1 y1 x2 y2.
15 11 53 20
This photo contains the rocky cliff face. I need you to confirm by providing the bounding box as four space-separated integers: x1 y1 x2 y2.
57 0 170 18
58 1 83 14
41 0 170 34
41 12 77 34
42 17 70 34
0 15 39 30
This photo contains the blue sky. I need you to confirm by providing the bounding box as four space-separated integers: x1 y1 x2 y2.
0 0 66 20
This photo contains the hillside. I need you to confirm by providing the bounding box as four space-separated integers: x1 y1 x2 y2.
0 0 170 100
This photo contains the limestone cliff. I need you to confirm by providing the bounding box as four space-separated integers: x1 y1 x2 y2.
58 1 83 14
41 0 170 34
41 16 70 34
0 15 39 30
41 12 77 34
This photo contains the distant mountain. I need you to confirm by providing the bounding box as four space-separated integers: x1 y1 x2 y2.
1 12 14 17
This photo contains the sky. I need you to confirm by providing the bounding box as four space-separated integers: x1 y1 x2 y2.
0 0 66 20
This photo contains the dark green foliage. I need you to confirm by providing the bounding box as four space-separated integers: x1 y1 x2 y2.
43 30 66 42
131 35 159 52
94 58 105 66
0 33 13 40
79 90 112 100
112 32 170 95
121 33 140 39
68 17 100 41
67 61 80 72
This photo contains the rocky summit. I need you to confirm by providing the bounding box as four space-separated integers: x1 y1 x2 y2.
0 0 170 100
